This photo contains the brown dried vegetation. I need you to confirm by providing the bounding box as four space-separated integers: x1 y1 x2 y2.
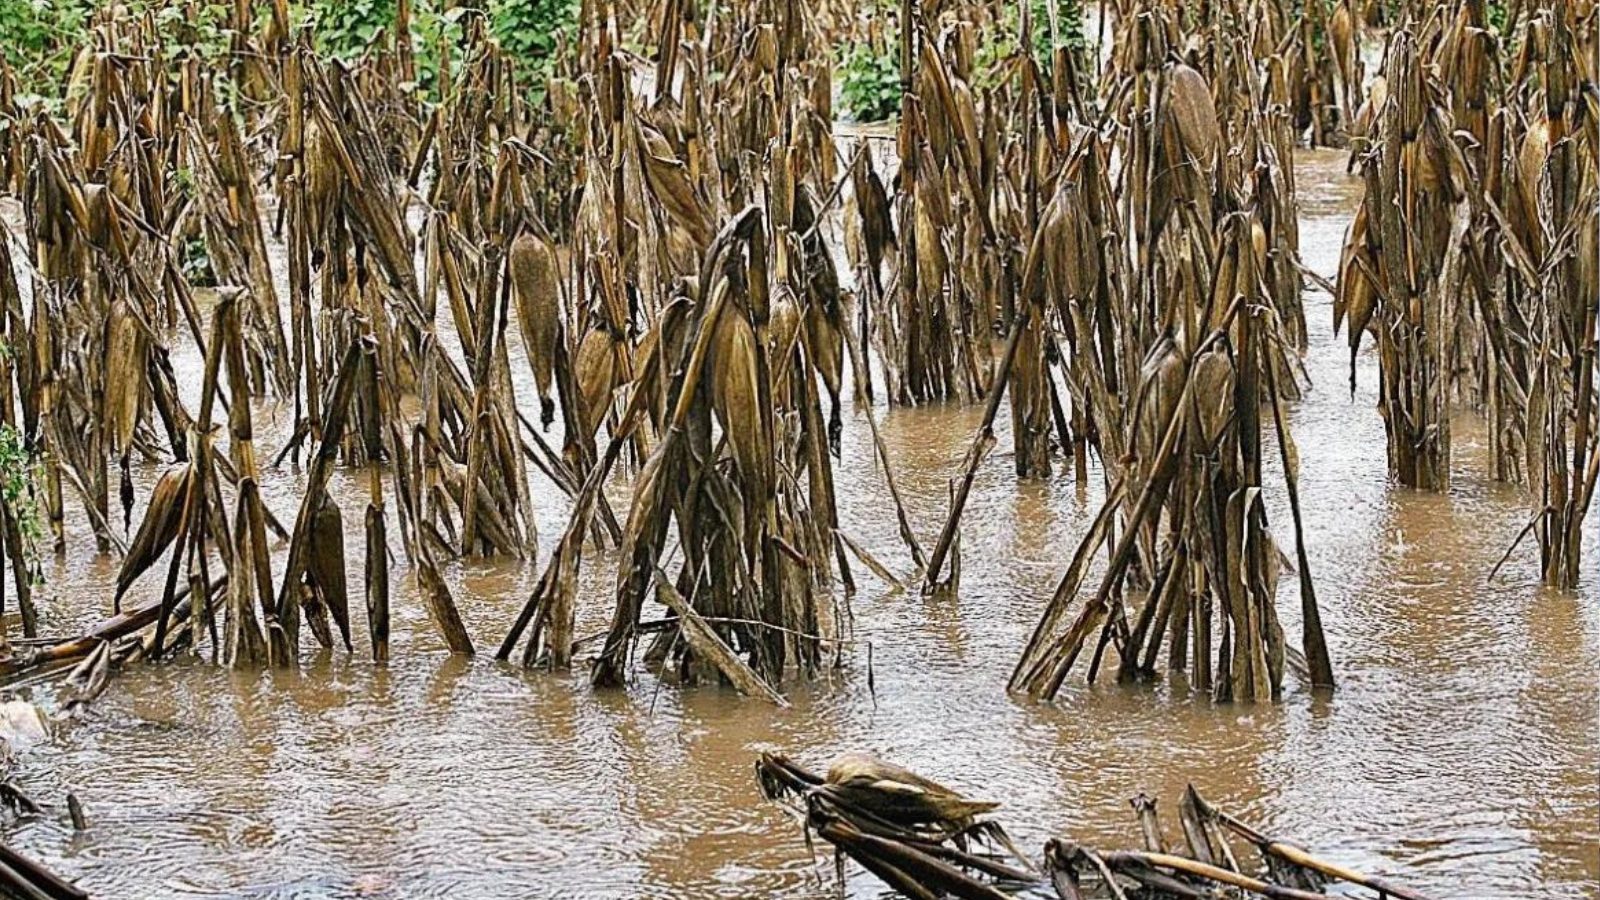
0 0 1587 725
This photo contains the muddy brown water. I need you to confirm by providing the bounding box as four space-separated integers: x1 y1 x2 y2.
2 149 1596 899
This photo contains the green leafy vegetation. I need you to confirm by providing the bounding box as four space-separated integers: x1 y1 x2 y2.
837 0 1089 123
181 236 215 286
489 0 580 84
997 0 1090 81
839 37 901 123
0 0 579 104
407 3 465 96
306 0 396 59
0 423 45 585
151 1 234 60
1487 0 1508 34
0 0 92 96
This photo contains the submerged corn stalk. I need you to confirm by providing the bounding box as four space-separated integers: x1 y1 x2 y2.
757 751 1438 900
1337 3 1597 584
1012 3 1334 701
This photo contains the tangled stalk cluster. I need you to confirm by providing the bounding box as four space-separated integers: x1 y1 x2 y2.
0 0 1588 715
1336 0 1597 590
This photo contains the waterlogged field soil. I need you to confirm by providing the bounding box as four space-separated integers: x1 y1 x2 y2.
2 150 1596 899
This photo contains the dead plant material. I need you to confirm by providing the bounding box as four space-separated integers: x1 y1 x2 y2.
758 752 1436 900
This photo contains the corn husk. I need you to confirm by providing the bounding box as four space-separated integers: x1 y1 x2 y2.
574 327 618 437
103 299 145 457
509 231 561 423
710 307 768 493
1168 63 1220 167
825 753 1001 828
307 491 351 652
115 465 191 606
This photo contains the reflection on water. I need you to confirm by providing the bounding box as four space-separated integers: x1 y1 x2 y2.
3 150 1596 900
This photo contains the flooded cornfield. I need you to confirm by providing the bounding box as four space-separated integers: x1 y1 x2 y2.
0 147 1588 898
0 1 1594 899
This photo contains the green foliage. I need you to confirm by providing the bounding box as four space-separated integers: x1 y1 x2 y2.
307 0 395 60
0 423 45 584
986 0 1088 76
150 1 234 61
293 0 461 98
0 0 579 104
839 38 901 123
1048 0 1090 58
838 1 1089 122
181 236 215 286
0 0 236 106
1487 0 1508 34
300 0 438 97
408 3 465 97
298 0 577 99
0 0 92 93
489 0 579 83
